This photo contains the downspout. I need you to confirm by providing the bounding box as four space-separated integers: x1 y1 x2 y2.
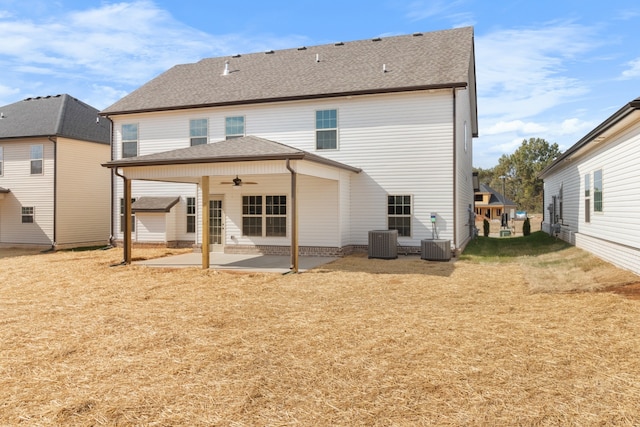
105 115 115 247
286 159 298 273
452 88 457 251
48 136 57 250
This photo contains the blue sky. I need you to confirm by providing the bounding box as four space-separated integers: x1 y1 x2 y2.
1 0 639 168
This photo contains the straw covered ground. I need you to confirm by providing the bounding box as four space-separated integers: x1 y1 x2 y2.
2 241 640 426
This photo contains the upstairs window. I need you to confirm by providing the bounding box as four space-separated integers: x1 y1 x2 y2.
316 109 337 150
30 144 43 175
122 124 138 158
0 146 3 176
594 169 603 212
186 197 196 233
225 116 245 139
21 207 34 223
388 195 412 237
190 119 208 146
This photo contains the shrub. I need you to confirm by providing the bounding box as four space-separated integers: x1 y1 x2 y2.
523 217 531 236
483 218 490 237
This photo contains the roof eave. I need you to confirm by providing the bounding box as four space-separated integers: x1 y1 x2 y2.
539 98 640 179
100 83 468 117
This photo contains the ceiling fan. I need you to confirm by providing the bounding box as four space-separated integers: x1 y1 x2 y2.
220 175 258 188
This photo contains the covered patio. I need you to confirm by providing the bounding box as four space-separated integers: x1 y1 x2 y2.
103 136 361 272
135 252 337 273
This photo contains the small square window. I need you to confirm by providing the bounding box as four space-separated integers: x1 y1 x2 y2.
22 207 34 223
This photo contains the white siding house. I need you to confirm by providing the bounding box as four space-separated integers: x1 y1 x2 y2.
101 27 478 268
539 97 640 275
0 95 111 249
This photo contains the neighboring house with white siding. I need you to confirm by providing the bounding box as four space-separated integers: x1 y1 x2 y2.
539 97 640 275
0 94 111 248
101 27 478 268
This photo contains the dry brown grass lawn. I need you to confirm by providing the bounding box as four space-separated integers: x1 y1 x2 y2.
2 246 640 426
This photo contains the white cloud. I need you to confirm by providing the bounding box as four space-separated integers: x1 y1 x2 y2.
558 118 593 135
621 58 640 79
0 1 309 89
484 120 547 135
405 0 468 22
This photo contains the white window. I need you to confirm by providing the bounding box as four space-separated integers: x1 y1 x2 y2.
122 124 138 158
190 119 208 146
0 146 3 176
594 169 603 212
30 144 43 175
186 197 196 233
22 207 34 223
316 109 337 150
584 174 591 223
242 195 287 237
225 116 245 139
388 195 412 237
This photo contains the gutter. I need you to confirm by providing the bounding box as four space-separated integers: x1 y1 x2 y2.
539 97 640 179
99 83 469 117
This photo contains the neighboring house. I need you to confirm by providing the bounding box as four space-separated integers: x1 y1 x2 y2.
474 183 517 220
101 27 478 268
539 96 640 275
0 94 111 248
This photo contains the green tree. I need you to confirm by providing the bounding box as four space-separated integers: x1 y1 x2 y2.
495 138 560 213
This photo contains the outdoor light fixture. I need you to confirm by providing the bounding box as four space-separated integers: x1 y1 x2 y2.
232 175 242 189
472 171 480 192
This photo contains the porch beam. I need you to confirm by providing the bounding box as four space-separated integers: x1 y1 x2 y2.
287 159 299 273
201 176 210 269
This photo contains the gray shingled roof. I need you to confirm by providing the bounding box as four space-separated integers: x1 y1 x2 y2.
103 135 361 173
132 197 180 213
0 94 110 144
101 27 476 124
478 184 517 206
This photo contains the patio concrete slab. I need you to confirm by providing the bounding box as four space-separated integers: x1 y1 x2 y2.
135 252 337 273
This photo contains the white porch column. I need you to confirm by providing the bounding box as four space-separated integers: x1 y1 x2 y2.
201 176 210 269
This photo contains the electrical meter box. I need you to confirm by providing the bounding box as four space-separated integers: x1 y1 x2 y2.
430 213 437 223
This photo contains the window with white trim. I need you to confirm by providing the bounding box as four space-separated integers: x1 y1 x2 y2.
388 195 412 237
122 124 138 158
594 169 603 212
190 119 208 146
120 198 136 232
0 146 3 176
30 144 43 175
584 173 591 223
242 195 287 237
225 116 245 139
22 207 34 223
316 109 337 150
186 197 196 233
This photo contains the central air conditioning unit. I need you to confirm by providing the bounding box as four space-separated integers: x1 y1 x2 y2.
421 239 451 261
368 230 398 259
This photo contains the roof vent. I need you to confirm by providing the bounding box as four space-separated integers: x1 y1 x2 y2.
316 53 320 63
0 112 5 119
297 46 307 50
232 54 241 58
383 64 387 73
222 60 230 76
413 32 423 37
372 37 382 42
334 42 344 46
265 50 274 54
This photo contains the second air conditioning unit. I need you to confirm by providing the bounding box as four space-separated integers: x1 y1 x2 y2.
368 230 398 259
